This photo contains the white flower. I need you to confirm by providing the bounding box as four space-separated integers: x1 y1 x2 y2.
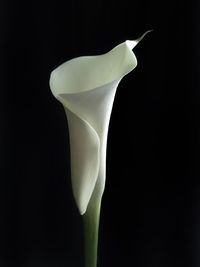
49 31 150 215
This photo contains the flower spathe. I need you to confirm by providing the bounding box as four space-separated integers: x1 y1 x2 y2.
50 31 150 215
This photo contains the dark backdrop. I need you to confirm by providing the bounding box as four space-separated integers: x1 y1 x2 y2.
0 0 200 266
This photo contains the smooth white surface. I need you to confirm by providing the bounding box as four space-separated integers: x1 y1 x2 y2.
50 32 148 214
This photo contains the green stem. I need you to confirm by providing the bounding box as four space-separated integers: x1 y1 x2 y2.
83 201 101 267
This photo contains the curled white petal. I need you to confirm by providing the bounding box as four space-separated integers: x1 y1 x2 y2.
49 32 149 214
65 109 100 215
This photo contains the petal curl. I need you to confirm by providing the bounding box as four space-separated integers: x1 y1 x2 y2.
57 80 119 213
65 109 100 215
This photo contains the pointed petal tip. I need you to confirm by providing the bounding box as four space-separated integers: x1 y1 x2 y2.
126 29 154 50
137 29 154 42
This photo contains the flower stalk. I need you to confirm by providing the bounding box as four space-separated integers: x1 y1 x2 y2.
83 200 101 267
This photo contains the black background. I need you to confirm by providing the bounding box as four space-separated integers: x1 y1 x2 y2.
0 0 200 266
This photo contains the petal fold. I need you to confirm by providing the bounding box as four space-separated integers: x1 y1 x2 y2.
57 80 119 213
65 109 100 215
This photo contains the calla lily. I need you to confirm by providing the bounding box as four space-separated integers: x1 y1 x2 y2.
50 31 150 267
